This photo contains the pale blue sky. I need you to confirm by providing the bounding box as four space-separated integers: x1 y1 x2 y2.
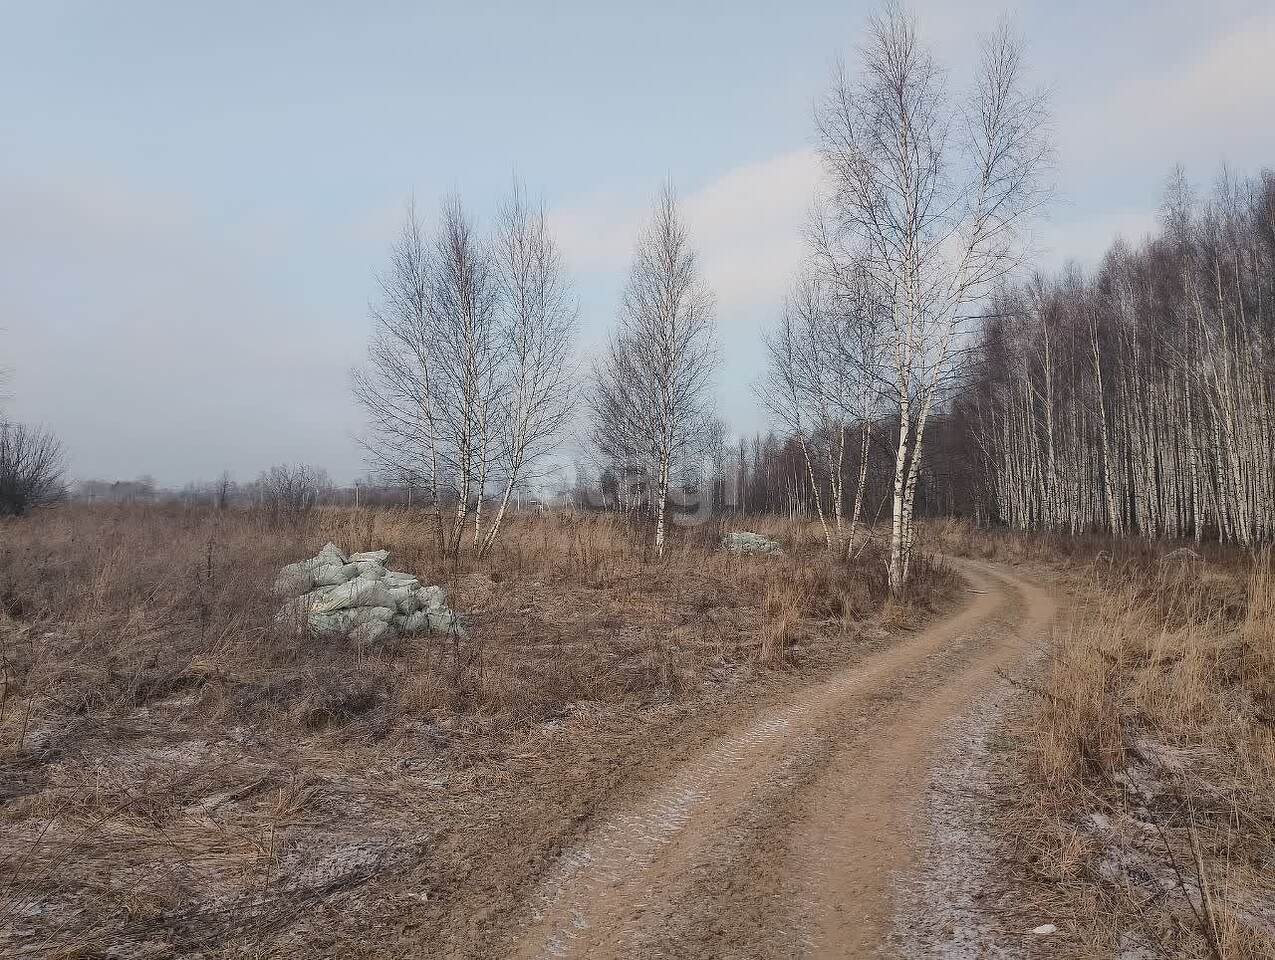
3 1 1272 484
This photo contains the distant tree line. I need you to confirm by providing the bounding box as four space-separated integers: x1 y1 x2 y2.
586 420 969 528
961 169 1275 544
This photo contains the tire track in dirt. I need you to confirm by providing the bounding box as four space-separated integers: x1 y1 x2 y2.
506 558 1056 959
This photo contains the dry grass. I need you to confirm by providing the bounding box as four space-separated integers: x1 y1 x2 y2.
0 503 954 957
963 527 1275 958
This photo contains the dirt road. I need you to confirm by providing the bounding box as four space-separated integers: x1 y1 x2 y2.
506 558 1056 959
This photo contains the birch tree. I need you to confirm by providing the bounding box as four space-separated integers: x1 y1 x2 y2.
426 198 501 554
808 209 889 554
816 3 1051 593
757 269 883 553
590 185 719 558
356 190 577 558
757 275 839 549
353 200 447 552
479 184 577 557
968 168 1275 545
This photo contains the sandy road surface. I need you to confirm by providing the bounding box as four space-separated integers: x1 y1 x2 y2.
506 558 1056 959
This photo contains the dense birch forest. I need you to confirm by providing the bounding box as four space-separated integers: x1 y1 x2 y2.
736 168 1275 549
964 170 1275 544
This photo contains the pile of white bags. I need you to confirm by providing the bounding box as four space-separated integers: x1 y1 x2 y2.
273 542 464 644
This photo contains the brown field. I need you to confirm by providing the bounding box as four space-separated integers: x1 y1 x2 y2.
0 504 954 958
6 505 1273 958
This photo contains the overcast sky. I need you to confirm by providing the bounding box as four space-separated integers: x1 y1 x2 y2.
2 0 1272 486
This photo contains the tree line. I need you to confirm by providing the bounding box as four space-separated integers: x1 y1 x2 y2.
963 169 1275 544
738 166 1275 551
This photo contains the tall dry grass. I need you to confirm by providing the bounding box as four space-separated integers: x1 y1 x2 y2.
919 515 1251 575
0 504 947 738
1018 549 1275 958
0 502 953 955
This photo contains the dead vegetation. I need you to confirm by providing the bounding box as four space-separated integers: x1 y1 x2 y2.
0 503 954 957
925 518 1275 959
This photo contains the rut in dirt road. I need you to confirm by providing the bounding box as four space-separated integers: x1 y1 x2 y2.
506 558 1057 959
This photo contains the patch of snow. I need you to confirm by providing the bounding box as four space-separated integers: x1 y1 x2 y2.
893 693 1024 958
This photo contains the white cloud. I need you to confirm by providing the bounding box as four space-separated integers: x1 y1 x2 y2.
552 148 821 317
683 149 822 316
548 187 643 274
550 149 822 437
1060 10 1275 178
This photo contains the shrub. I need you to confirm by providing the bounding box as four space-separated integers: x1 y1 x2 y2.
256 463 329 528
0 421 66 516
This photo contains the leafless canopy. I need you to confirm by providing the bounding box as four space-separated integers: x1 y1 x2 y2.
757 265 883 552
815 2 1052 591
589 185 720 555
256 463 329 528
354 186 577 557
354 198 444 505
0 422 67 516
